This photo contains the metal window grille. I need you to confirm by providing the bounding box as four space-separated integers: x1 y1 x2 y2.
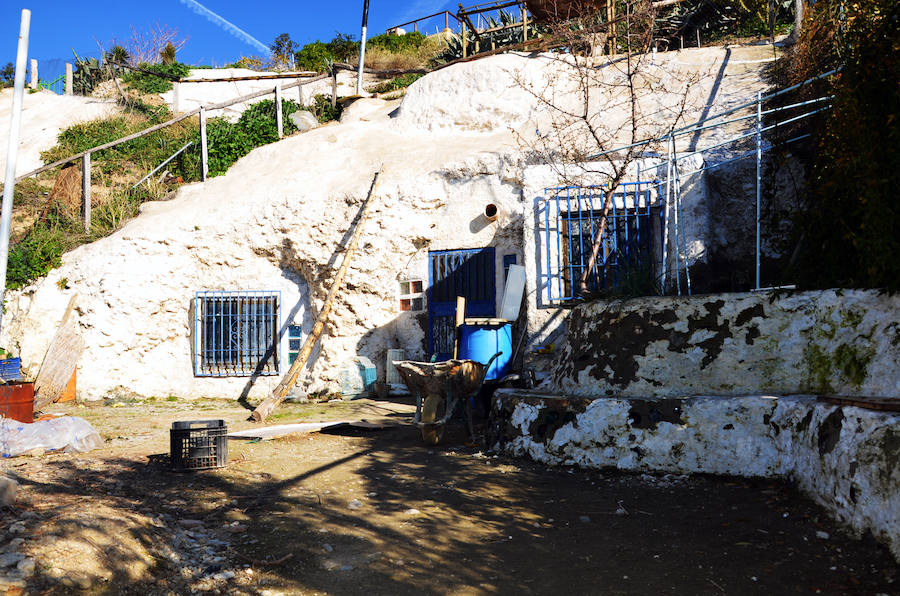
539 183 663 302
193 291 280 377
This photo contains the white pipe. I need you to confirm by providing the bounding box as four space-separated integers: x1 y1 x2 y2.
0 9 31 337
755 91 762 291
356 25 367 96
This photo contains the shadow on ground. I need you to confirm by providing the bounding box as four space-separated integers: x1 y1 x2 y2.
7 419 899 595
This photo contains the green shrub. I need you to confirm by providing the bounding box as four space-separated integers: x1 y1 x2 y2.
294 41 333 72
371 73 424 94
367 32 426 53
123 62 191 94
6 225 64 290
304 95 342 123
327 33 359 63
192 98 303 177
788 0 900 290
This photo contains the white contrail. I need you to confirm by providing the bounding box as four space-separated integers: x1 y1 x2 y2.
177 0 269 55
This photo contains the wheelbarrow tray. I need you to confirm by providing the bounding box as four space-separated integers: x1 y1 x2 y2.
392 353 501 443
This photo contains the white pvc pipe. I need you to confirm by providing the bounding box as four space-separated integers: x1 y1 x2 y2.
356 25 367 96
0 9 31 337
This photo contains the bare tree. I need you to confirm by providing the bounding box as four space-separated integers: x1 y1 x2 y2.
513 0 704 294
124 23 189 66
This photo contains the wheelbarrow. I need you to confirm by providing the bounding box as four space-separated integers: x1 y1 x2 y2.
392 352 501 445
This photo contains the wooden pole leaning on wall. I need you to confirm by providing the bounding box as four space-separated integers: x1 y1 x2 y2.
199 107 209 182
65 63 73 96
82 152 91 231
250 168 386 423
29 58 37 90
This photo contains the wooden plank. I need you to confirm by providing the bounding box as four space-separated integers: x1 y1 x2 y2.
250 169 385 423
227 421 351 440
454 296 466 359
818 395 900 412
180 72 320 83
33 295 85 409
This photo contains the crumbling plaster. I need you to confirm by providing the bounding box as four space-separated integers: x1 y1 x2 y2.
490 391 900 561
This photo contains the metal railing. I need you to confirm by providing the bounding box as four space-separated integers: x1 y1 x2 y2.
387 10 461 35
38 74 65 95
538 70 837 301
540 182 662 302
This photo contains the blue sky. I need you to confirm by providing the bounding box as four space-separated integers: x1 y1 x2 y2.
2 0 454 73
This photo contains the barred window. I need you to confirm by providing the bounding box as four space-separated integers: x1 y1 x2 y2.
193 291 280 377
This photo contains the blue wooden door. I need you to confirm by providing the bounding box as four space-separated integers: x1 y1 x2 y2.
428 248 496 361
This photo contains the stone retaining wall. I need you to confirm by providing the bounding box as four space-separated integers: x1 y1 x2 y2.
489 391 900 561
542 289 900 399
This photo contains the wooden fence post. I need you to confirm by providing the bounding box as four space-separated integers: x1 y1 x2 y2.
522 3 528 41
65 63 73 96
607 0 617 54
29 59 37 89
82 152 91 231
199 107 208 181
462 20 468 59
275 84 283 138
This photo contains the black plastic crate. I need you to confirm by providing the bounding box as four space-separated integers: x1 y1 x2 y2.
170 419 228 471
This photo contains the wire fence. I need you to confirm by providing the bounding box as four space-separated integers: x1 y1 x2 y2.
536 70 836 302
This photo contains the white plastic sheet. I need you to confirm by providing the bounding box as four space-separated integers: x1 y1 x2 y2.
0 416 103 457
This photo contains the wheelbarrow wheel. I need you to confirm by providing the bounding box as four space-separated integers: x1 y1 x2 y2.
421 394 446 445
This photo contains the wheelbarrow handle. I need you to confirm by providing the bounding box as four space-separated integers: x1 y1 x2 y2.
478 351 503 385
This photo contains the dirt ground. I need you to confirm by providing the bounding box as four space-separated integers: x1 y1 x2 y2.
1 396 897 595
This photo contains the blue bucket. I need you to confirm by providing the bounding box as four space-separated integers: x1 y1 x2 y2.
459 322 512 381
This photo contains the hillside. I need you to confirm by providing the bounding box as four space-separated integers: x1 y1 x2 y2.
0 89 120 183
0 44 773 399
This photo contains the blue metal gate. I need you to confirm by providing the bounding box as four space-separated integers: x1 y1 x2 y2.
428 248 496 361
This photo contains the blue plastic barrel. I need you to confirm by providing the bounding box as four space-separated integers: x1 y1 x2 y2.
458 322 512 381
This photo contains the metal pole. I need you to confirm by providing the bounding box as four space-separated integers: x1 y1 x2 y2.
82 153 91 232
275 84 283 138
200 107 209 182
356 0 370 96
131 141 193 189
755 91 762 290
0 9 31 335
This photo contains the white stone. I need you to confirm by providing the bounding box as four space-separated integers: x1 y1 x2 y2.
0 476 17 507
289 109 318 132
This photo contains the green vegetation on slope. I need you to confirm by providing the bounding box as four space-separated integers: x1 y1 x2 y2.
5 92 340 290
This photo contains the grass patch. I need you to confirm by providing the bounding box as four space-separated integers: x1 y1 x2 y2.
8 90 320 289
371 73 424 94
